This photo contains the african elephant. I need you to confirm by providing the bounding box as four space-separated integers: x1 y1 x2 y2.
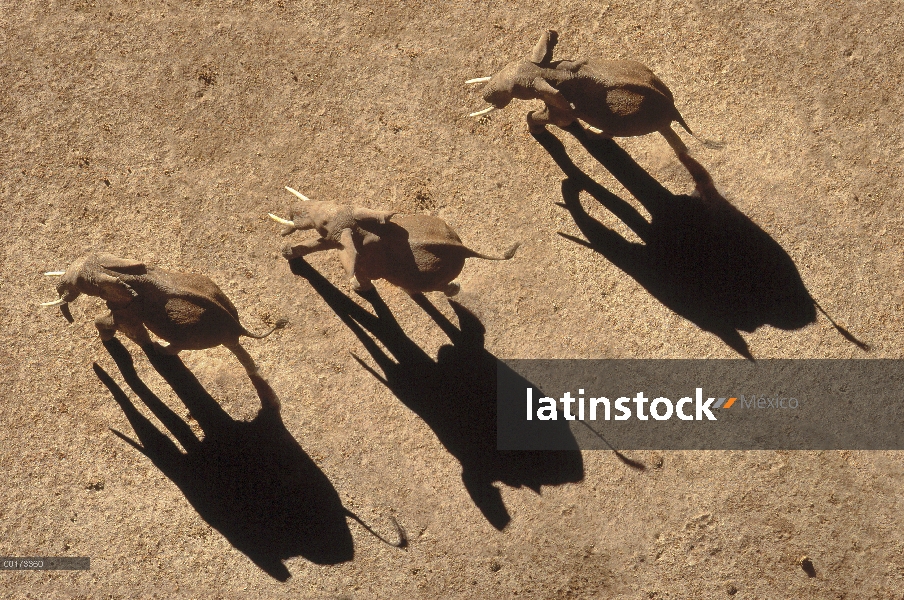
467 30 718 156
271 187 519 296
41 253 286 407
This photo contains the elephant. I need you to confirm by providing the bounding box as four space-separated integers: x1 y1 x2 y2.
466 29 718 157
271 187 519 296
41 253 286 408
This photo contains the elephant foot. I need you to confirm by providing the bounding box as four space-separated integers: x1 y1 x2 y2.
95 313 118 341
352 277 375 294
526 111 549 134
97 329 117 342
150 341 181 356
281 242 300 260
443 282 461 297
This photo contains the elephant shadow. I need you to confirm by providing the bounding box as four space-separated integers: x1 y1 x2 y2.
94 339 354 581
288 258 584 531
532 124 832 358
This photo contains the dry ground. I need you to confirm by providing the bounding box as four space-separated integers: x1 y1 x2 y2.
2 0 902 598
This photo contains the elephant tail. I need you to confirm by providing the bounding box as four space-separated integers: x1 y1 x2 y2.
466 242 521 261
674 111 724 150
241 317 289 339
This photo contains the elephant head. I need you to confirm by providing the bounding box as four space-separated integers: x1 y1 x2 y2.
42 253 147 308
466 30 565 117
268 187 396 239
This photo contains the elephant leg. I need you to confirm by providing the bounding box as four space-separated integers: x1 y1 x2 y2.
527 106 575 133
225 341 280 411
103 309 154 348
94 312 118 341
526 107 554 133
337 228 357 275
351 274 375 293
337 228 373 292
281 237 341 260
121 325 154 349
151 341 184 356
549 108 578 128
556 59 587 72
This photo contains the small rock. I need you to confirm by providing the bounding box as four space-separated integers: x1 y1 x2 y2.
799 555 816 577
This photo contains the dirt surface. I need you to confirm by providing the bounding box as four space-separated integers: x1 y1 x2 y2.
2 1 903 598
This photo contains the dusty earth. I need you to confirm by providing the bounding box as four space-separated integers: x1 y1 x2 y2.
2 0 903 598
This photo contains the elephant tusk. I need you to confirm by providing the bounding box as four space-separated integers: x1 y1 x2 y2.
284 186 312 202
40 297 67 307
44 271 65 276
268 213 295 226
468 106 497 118
465 76 492 84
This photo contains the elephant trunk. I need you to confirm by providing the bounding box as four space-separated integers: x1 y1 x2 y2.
40 271 77 306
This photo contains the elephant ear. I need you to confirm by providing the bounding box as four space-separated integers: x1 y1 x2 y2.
353 207 396 225
95 271 138 306
529 30 558 64
98 254 147 275
532 78 574 112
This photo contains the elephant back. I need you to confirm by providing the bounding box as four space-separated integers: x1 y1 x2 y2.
390 214 467 250
559 59 680 136
133 268 247 348
357 215 469 293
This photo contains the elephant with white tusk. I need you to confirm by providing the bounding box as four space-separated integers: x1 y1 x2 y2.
272 187 519 296
466 29 721 157
41 253 287 408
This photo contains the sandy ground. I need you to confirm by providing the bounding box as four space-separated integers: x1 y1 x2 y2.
2 0 903 597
